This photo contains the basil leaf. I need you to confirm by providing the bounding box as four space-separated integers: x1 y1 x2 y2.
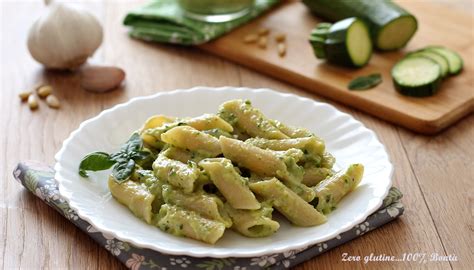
348 73 382 90
110 133 144 161
78 152 116 178
131 150 150 161
110 151 129 163
121 133 142 156
78 133 145 181
112 159 135 183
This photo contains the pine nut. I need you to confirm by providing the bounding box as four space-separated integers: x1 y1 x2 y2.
258 36 267 49
258 28 270 36
46 94 60 109
243 34 259 43
275 33 286 42
278 42 286 57
28 95 39 110
19 91 32 102
37 85 53 98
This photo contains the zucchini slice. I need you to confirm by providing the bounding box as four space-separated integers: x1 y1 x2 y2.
303 0 418 50
425 46 463 75
310 17 372 67
408 51 449 78
391 56 442 97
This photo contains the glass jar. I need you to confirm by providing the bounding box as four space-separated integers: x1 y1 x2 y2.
178 0 255 23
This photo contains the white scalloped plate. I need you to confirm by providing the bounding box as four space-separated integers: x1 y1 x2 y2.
55 87 392 258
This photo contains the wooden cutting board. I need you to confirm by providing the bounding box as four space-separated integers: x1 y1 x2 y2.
200 0 474 134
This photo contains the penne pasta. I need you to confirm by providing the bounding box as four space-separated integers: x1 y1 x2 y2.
162 184 232 228
225 202 280 238
152 152 200 193
161 126 222 157
312 164 364 214
90 99 364 244
108 176 155 224
219 99 289 139
220 136 314 201
162 146 206 164
199 158 261 210
246 136 325 156
131 169 165 213
156 204 225 244
185 114 234 133
141 115 176 131
141 122 180 149
302 167 334 187
250 178 327 226
270 120 313 138
321 152 336 169
219 136 287 178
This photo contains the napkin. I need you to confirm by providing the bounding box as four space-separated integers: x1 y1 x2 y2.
123 0 280 45
13 161 404 269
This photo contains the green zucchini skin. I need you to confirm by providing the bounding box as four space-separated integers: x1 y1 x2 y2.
326 18 361 67
310 17 372 67
425 46 464 75
393 77 442 97
303 0 418 50
392 56 442 97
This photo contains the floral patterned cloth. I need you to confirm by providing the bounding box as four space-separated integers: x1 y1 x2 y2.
13 161 404 270
123 0 280 45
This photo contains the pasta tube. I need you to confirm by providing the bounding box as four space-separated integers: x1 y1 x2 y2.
152 153 200 193
108 176 155 224
270 120 313 138
246 136 325 156
219 100 289 139
312 164 364 214
141 115 175 131
143 114 232 148
156 204 225 244
220 137 314 201
161 126 222 157
219 136 287 178
225 203 280 238
202 128 233 139
250 178 327 226
132 169 164 213
321 152 336 169
163 146 206 164
199 158 261 210
141 122 180 149
185 114 234 133
162 184 232 228
302 167 333 187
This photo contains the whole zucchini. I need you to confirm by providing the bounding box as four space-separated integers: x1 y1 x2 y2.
310 17 372 67
303 0 418 51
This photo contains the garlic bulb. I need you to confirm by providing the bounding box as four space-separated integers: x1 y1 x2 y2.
27 3 103 70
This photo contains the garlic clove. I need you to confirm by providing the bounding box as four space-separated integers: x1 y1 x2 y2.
80 65 126 93
27 3 103 70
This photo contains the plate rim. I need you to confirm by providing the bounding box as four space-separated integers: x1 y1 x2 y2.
54 86 393 258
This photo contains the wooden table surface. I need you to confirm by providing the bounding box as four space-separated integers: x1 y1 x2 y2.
1 1 472 269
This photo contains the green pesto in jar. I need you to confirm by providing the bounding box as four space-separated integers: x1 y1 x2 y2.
178 0 255 15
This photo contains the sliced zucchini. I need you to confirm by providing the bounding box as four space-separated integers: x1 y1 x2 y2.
392 56 442 97
408 51 449 78
310 17 372 67
425 46 463 75
303 0 418 50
